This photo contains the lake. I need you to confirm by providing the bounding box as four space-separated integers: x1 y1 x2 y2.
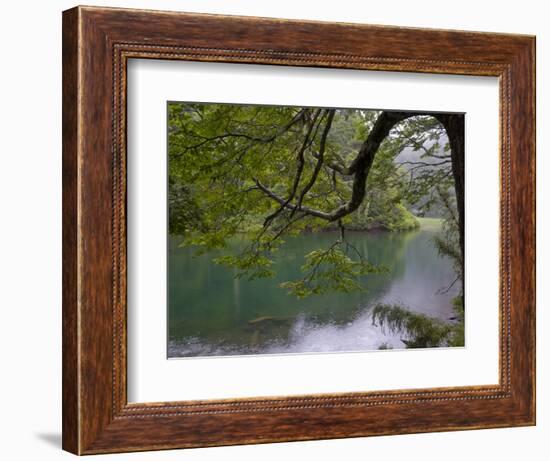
168 220 460 357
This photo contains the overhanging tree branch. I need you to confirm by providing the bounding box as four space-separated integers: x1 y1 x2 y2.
292 109 336 217
254 178 332 220
257 111 416 222
263 109 322 226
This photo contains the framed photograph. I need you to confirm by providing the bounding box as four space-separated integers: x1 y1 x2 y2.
62 5 535 455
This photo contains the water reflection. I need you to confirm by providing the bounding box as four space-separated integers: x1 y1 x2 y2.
168 226 459 357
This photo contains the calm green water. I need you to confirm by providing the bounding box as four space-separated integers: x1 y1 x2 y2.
168 223 459 357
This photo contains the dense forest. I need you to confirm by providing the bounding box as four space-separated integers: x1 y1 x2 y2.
168 103 464 351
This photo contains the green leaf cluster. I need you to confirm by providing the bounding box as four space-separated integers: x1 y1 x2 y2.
371 300 464 348
280 246 386 298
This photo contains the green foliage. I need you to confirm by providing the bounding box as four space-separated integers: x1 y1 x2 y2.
371 304 454 348
168 181 204 236
371 300 464 348
340 187 420 232
447 295 465 347
372 202 419 232
279 245 386 298
388 115 455 218
327 111 423 232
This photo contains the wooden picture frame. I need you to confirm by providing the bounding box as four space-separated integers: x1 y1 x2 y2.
62 5 536 455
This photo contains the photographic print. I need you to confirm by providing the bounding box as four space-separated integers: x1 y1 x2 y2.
167 102 465 358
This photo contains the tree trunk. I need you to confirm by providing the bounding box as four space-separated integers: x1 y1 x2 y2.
436 114 465 276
